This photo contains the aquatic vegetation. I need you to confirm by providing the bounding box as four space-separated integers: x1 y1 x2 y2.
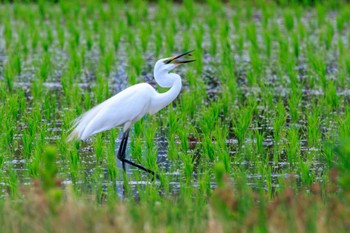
0 0 349 231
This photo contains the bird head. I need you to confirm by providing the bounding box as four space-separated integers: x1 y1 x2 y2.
155 50 195 72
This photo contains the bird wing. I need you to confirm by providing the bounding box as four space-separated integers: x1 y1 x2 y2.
68 83 154 141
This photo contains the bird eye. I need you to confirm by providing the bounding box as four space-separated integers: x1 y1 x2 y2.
164 59 171 64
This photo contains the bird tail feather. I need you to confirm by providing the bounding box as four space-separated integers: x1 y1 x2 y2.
67 129 79 142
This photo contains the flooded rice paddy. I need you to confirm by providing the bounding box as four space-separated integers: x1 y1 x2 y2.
0 3 349 201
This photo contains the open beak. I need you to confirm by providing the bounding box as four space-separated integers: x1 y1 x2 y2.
165 50 195 65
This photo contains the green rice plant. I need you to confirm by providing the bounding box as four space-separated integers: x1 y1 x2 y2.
179 126 189 153
214 161 225 188
167 135 179 161
273 100 286 144
56 23 65 49
271 20 281 42
91 166 105 202
7 166 18 197
263 29 271 58
198 171 211 197
207 0 223 15
144 144 158 173
325 80 339 110
328 138 350 193
181 32 191 52
208 13 217 33
2 120 14 152
67 26 78 51
143 122 158 172
26 103 41 139
43 94 57 120
107 131 117 181
22 130 33 158
154 28 163 57
3 64 14 92
249 46 263 80
40 146 60 198
181 151 194 181
202 136 215 161
93 73 110 103
232 12 240 32
214 125 230 173
179 90 201 119
284 11 294 31
67 48 82 78
140 23 151 52
307 104 321 147
31 28 39 51
246 22 258 50
245 4 252 20
219 20 229 46
233 104 255 146
298 158 314 185
99 28 106 55
292 32 299 58
324 22 334 50
38 0 47 20
31 78 44 101
199 104 220 136
130 135 143 162
18 26 29 57
45 25 54 50
286 126 300 165
127 48 144 78
261 4 272 29
317 4 326 27
338 106 350 138
209 29 217 56
28 145 42 178
287 86 302 122
246 69 256 87
336 11 348 32
166 106 180 137
94 134 104 163
0 154 4 171
309 52 327 90
68 145 80 183
343 55 350 78
100 50 115 76
37 52 52 81
112 23 123 52
165 27 175 54
221 37 235 70
181 0 194 28
4 19 12 50
144 121 157 152
9 53 22 76
255 130 264 155
194 49 203 76
278 36 292 74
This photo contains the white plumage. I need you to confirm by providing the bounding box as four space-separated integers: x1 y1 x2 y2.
68 83 155 141
67 51 194 142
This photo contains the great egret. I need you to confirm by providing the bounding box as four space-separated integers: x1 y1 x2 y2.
67 50 195 178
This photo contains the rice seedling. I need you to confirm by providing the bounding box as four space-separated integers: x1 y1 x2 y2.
0 1 350 232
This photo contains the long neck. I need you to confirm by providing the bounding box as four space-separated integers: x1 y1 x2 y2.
150 72 182 115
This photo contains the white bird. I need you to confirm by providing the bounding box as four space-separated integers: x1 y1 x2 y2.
67 51 195 178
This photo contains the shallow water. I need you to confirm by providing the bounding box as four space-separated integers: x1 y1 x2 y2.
0 5 347 199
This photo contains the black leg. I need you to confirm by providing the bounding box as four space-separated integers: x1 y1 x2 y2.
117 129 129 171
116 129 160 180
